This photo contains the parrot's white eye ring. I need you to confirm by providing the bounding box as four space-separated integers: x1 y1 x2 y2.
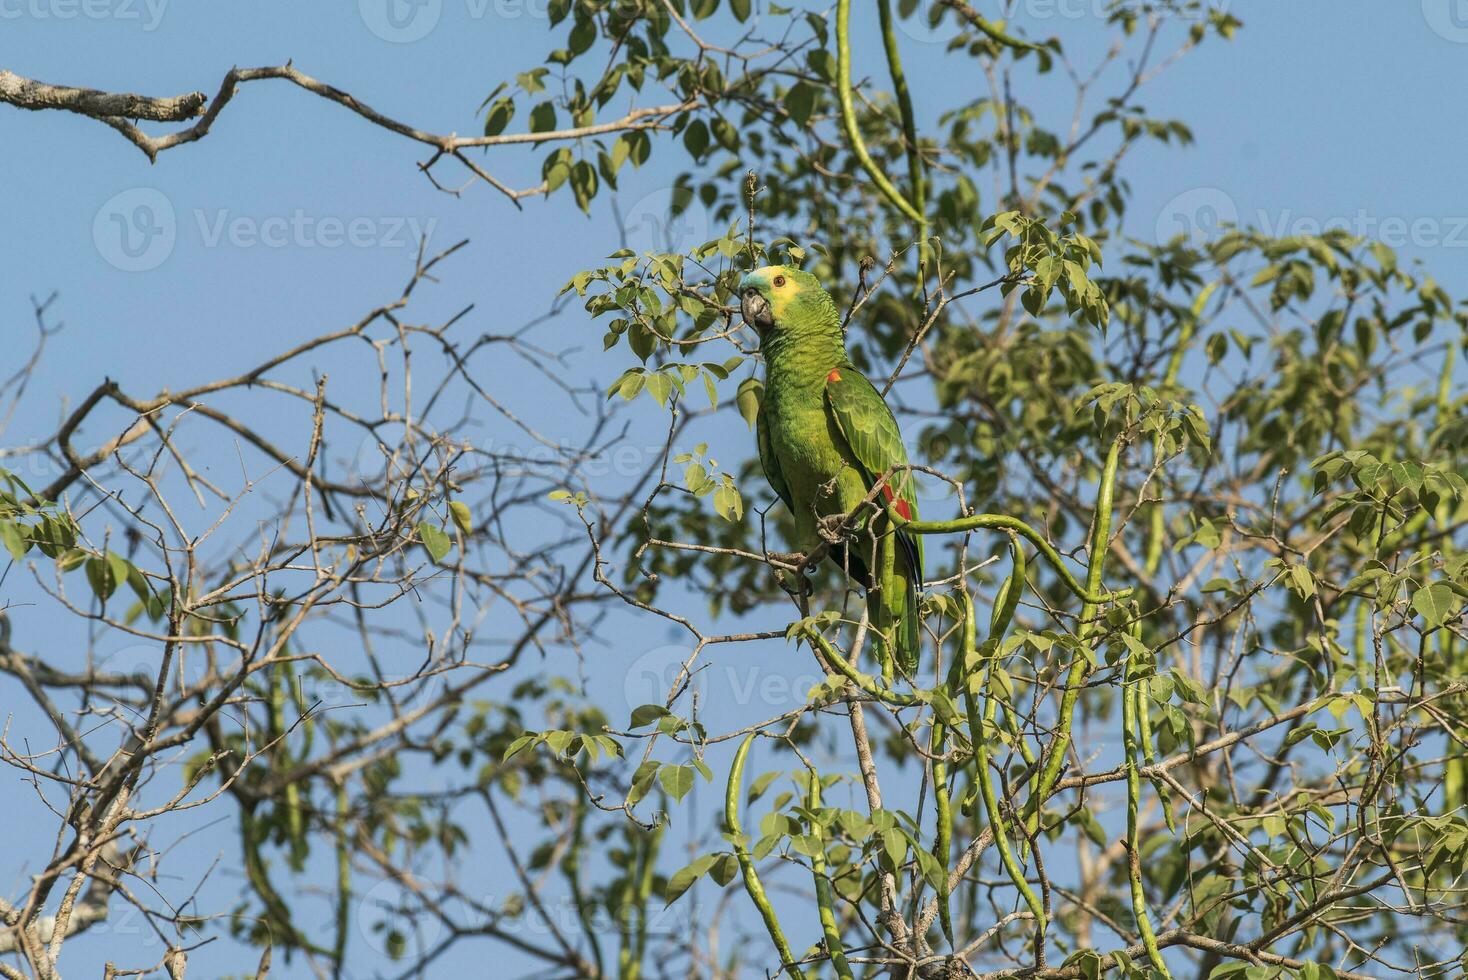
773 275 787 288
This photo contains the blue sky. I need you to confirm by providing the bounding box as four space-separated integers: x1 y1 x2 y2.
3 2 1467 976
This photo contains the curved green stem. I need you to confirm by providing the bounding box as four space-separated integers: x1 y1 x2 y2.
727 734 808 980
875 0 925 229
936 0 1041 51
1123 679 1173 979
836 0 925 227
806 772 855 979
904 513 1129 605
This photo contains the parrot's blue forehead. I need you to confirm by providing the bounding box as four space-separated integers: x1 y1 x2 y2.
738 269 768 292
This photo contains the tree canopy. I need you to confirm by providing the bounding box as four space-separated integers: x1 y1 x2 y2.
2 3 1466 979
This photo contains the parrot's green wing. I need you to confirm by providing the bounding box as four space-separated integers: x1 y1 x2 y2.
822 368 924 582
756 400 795 515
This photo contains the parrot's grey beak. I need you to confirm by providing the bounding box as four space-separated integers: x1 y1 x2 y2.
741 288 773 331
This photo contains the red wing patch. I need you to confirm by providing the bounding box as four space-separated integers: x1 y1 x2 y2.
826 369 842 382
879 483 913 520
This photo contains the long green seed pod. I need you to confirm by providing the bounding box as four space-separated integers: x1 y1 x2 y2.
875 0 926 229
1033 437 1123 810
267 663 307 871
835 0 924 226
727 734 808 980
989 535 1027 646
1123 679 1173 979
962 590 1046 936
806 772 855 979
1136 676 1175 835
929 710 955 946
630 821 661 973
1127 613 1175 835
332 782 350 969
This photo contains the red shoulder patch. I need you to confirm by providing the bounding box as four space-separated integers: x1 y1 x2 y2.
826 369 842 383
879 484 913 520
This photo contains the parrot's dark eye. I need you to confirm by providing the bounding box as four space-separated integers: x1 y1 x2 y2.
772 275 786 288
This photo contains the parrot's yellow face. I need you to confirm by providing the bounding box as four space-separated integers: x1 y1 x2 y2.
738 265 812 333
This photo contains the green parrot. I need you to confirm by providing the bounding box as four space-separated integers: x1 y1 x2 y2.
739 265 925 676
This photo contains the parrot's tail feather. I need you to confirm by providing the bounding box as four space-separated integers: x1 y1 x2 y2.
867 570 922 679
896 589 921 676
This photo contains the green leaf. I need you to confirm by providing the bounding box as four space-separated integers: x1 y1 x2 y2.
736 378 762 430
483 97 515 137
503 732 539 762
567 16 595 54
709 851 739 885
747 770 781 804
529 100 556 133
683 119 709 158
448 501 472 535
713 478 743 522
418 523 453 563
1287 563 1316 600
784 81 816 128
665 853 717 904
1412 582 1457 629
629 703 671 728
628 760 660 806
85 552 127 601
0 521 27 560
659 764 695 802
